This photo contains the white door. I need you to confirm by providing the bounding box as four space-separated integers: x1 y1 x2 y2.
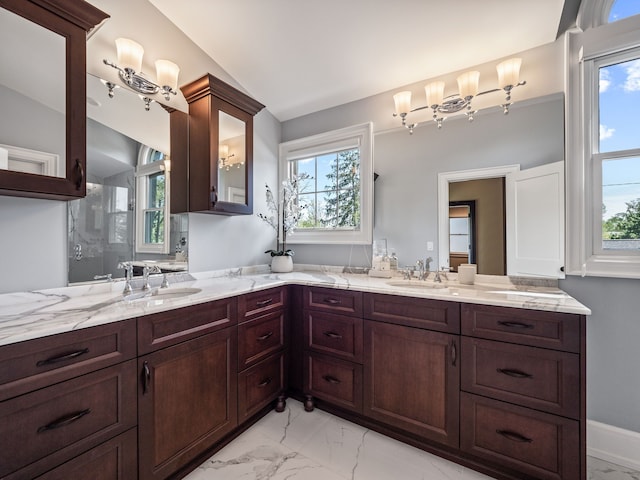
506 161 565 278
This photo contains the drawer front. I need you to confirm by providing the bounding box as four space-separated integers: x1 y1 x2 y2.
304 352 363 413
0 320 136 402
238 311 286 370
238 287 287 321
138 296 238 354
364 292 460 334
461 337 580 418
461 303 581 352
238 353 286 422
460 393 580 480
0 360 137 479
34 428 138 480
304 286 363 317
304 309 363 363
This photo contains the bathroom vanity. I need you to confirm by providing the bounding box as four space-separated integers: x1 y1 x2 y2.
0 269 589 480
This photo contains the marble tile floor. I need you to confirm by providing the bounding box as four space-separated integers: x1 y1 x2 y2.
185 399 640 480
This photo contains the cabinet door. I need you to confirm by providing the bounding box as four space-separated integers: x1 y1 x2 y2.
138 327 238 480
364 321 459 447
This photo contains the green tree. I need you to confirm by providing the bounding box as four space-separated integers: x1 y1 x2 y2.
603 198 640 239
321 149 360 228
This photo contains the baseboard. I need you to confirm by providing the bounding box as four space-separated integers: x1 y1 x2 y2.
587 420 640 471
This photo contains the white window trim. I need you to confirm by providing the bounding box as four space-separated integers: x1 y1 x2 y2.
135 147 170 254
566 9 640 279
279 122 373 245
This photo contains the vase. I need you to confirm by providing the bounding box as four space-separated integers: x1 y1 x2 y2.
271 255 293 273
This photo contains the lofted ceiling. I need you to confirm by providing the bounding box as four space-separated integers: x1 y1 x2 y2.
148 0 576 122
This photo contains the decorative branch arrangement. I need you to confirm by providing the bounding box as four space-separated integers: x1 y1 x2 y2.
258 174 308 257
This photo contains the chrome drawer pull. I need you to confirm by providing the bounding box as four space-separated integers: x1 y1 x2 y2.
496 429 533 443
497 368 533 379
323 331 343 340
36 348 90 367
256 298 273 307
323 298 341 305
37 408 91 433
256 331 274 341
497 320 534 330
258 377 272 388
322 375 341 385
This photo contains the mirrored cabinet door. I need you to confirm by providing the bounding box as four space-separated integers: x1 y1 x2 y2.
0 0 108 200
180 73 264 215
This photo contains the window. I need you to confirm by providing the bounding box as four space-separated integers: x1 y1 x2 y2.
279 123 373 244
566 0 640 278
136 146 170 254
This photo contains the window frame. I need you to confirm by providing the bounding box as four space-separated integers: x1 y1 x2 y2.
135 146 170 254
278 123 373 245
566 4 640 278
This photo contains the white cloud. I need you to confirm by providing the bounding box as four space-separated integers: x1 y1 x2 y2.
600 124 615 140
624 59 640 92
600 69 612 93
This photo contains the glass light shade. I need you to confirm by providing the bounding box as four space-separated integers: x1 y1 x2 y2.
457 71 480 99
497 58 522 89
155 59 180 90
219 144 229 159
425 81 445 108
393 91 412 115
115 38 143 72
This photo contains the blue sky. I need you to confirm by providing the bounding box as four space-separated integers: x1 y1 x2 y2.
599 0 640 220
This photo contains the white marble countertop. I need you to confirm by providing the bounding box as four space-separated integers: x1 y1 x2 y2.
0 265 591 347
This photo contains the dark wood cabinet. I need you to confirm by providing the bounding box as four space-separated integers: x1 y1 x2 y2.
303 309 363 363
179 74 265 215
238 309 287 370
363 320 460 447
238 352 286 422
461 303 586 480
0 0 108 200
304 351 363 413
0 360 137 479
138 327 238 480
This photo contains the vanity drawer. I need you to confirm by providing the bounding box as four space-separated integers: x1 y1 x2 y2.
304 309 363 363
304 352 363 413
0 360 137 479
238 287 287 321
34 428 138 480
461 337 580 418
238 352 286 422
0 320 136 402
460 393 580 480
238 310 287 370
138 297 238 354
364 292 460 334
461 303 580 352
304 286 363 317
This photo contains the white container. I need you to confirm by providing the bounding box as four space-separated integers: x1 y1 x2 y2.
271 255 293 273
458 264 477 285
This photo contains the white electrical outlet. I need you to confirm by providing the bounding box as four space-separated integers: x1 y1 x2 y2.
427 241 434 251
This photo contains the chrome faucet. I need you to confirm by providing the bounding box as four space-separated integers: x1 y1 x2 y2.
142 264 162 291
117 262 134 295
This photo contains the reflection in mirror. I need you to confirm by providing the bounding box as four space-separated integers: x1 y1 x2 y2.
218 111 246 204
0 6 65 177
67 74 188 284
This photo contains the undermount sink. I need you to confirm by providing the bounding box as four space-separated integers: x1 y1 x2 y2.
122 287 202 303
386 281 449 290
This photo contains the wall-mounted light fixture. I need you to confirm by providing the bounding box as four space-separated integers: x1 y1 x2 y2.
393 58 525 134
103 38 180 111
219 144 243 171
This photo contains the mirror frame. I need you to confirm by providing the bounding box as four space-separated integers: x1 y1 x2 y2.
180 73 265 215
0 0 108 200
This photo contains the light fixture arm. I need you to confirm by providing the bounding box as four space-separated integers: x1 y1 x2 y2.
103 59 178 101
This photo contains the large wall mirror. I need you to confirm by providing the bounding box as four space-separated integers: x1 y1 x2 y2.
67 74 188 284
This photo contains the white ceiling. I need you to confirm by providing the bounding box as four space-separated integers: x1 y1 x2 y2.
148 0 567 122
